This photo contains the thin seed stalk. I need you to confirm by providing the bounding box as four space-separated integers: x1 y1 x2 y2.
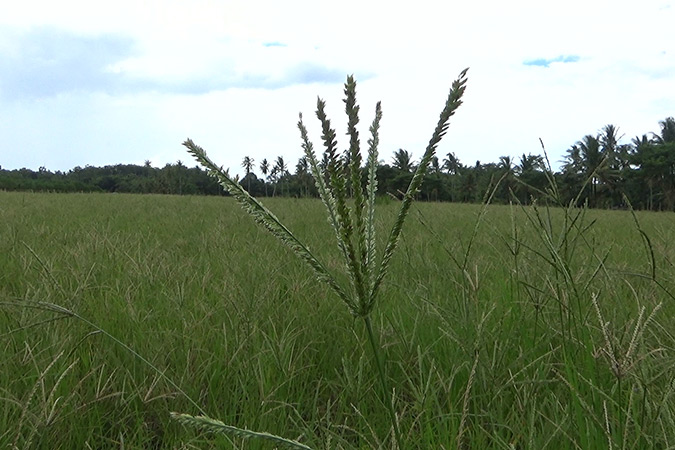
364 314 402 449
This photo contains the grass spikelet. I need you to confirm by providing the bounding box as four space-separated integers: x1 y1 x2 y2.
371 68 469 305
365 102 382 293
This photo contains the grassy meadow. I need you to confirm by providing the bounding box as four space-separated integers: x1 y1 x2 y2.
1 190 674 448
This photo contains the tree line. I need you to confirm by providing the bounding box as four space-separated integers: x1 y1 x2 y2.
0 160 224 196
2 117 674 211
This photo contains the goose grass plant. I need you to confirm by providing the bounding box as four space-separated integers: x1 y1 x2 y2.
405 139 674 449
503 145 673 449
179 69 469 448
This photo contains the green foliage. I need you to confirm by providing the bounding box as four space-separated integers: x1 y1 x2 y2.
0 163 223 195
3 115 675 212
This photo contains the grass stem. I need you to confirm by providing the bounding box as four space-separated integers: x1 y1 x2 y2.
365 314 402 449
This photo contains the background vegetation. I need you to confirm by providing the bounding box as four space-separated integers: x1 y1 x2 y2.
2 117 674 211
2 192 674 448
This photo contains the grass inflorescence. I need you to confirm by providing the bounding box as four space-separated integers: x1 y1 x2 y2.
182 70 468 448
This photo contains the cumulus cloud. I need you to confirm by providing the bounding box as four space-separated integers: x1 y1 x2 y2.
0 27 135 100
0 27 351 100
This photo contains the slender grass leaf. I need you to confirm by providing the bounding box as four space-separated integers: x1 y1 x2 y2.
171 413 313 450
184 139 351 308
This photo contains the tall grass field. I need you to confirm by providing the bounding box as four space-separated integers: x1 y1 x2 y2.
1 190 674 448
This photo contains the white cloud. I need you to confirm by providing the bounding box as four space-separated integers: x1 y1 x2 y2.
1 0 674 174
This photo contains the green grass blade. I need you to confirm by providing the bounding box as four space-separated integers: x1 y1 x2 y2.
184 139 351 308
171 413 313 450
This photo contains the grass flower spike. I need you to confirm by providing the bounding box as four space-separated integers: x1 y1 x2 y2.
180 69 469 449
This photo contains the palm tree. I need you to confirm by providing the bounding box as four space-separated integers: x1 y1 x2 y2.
242 156 255 175
392 149 413 172
441 152 462 201
442 152 461 175
654 117 675 144
430 156 441 174
498 155 513 172
598 125 625 204
577 135 604 206
259 158 269 196
632 134 652 151
295 156 310 197
497 156 515 202
600 124 621 154
274 156 288 177
273 156 288 196
295 156 309 175
518 153 544 174
142 160 153 177
563 144 583 175
241 156 255 192
599 124 624 173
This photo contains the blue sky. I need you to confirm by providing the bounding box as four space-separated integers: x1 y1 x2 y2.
1 0 674 175
523 56 581 68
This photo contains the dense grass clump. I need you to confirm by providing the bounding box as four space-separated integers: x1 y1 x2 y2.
1 191 675 448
